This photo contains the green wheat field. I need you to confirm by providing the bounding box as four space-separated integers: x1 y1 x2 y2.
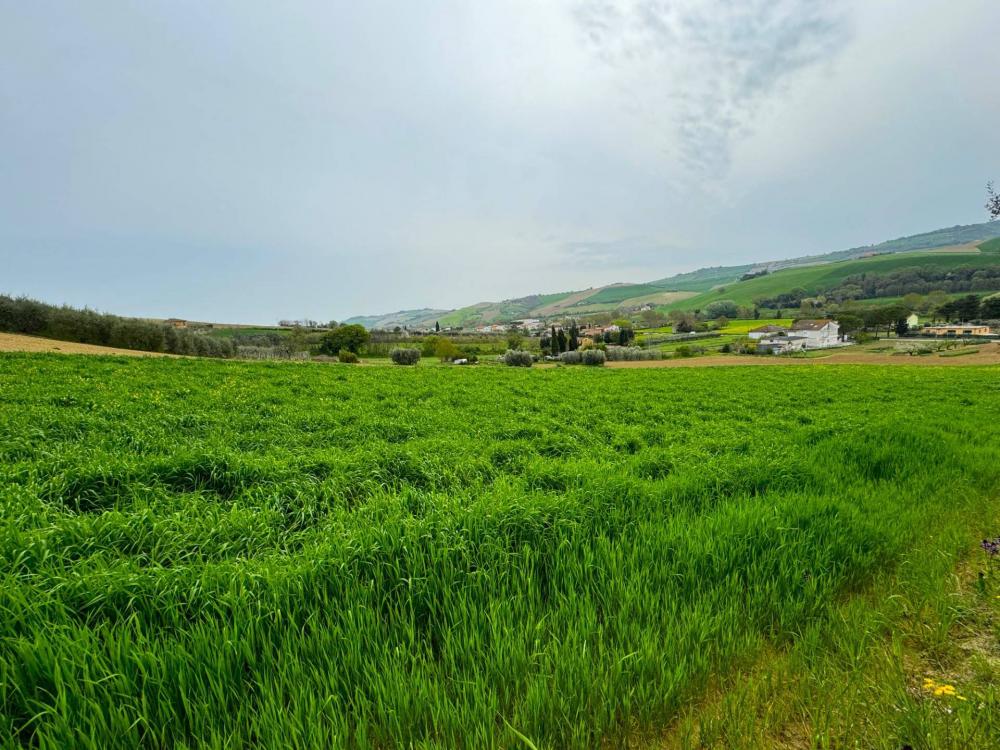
2 354 999 748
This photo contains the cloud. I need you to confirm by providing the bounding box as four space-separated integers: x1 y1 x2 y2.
560 236 684 270
573 0 852 178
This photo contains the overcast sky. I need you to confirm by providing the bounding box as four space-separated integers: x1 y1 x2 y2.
3 1 999 323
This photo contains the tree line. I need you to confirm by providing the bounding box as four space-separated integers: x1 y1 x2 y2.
0 295 236 357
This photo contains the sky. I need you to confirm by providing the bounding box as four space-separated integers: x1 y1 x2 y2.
2 1 999 324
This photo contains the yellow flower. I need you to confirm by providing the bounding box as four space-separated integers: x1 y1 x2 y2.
923 677 965 701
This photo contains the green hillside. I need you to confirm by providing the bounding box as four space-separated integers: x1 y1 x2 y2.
980 237 1000 254
345 220 1000 328
661 250 999 312
648 265 753 292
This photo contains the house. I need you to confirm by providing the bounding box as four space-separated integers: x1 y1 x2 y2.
514 318 543 332
906 313 920 329
748 324 788 340
757 335 808 354
790 319 840 347
165 318 188 329
923 324 992 337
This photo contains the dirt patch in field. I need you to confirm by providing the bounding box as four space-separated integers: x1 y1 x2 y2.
607 343 1000 368
0 332 170 357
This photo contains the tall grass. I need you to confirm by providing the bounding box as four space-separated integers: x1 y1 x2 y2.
1 353 999 748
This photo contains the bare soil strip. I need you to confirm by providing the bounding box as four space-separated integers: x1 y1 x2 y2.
0 332 170 357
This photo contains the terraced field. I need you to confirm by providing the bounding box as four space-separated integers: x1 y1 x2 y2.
2 354 999 748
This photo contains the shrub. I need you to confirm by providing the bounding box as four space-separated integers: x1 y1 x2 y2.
605 346 660 361
421 336 440 357
390 348 421 365
319 324 369 355
560 350 582 365
674 345 694 358
338 349 359 364
581 349 606 366
501 350 533 367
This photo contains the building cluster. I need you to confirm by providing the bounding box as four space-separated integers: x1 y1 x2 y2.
748 319 843 354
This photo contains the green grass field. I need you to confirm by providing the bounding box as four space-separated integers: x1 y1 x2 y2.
2 354 1000 748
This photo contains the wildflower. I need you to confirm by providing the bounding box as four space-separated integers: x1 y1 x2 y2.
922 677 966 701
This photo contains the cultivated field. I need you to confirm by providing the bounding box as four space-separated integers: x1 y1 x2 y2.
2 354 999 748
0 332 170 357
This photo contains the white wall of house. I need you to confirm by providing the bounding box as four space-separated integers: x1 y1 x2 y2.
795 322 839 348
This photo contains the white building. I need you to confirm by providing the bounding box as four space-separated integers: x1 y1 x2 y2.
748 324 788 341
757 335 808 354
789 319 840 347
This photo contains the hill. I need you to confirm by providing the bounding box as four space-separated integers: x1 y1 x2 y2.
344 220 1000 328
660 244 1000 312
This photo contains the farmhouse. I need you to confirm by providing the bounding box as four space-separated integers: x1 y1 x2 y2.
165 318 188 328
923 324 992 337
513 318 543 332
748 324 787 340
790 319 840 347
757 335 808 354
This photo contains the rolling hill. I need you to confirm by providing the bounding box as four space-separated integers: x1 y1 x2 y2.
344 220 1000 328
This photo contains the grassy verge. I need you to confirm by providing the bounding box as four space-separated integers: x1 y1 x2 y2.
661 505 1000 749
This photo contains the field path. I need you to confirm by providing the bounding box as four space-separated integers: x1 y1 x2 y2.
0 332 170 356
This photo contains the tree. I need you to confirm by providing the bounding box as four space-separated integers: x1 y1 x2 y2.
981 296 1000 319
568 321 579 351
539 333 551 356
953 294 982 321
434 338 460 361
924 291 950 318
319 324 369 355
902 293 924 312
987 181 1000 221
703 299 740 320
674 315 695 333
506 332 523 351
837 314 864 340
640 308 665 328
556 328 568 353
287 325 309 354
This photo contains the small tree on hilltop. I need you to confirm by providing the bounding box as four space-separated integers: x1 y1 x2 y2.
987 181 1000 221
